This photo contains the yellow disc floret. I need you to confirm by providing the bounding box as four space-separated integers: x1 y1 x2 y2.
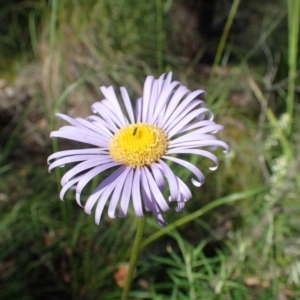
109 123 168 168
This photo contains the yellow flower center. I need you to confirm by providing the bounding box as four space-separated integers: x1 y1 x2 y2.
109 123 168 168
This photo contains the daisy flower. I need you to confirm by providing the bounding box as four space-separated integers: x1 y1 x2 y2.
48 73 229 226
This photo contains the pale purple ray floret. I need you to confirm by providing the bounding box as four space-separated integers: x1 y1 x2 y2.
48 73 229 226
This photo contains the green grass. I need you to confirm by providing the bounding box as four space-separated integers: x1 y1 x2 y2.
0 0 299 299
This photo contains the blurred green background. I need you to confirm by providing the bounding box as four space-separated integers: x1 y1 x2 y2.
0 0 299 299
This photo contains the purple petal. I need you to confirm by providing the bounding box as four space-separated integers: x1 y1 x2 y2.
151 81 181 124
87 115 116 136
102 99 128 126
143 167 169 212
153 73 175 125
140 170 168 226
48 148 106 164
163 100 201 132
94 180 118 224
178 120 218 133
108 166 130 218
149 163 165 190
119 167 134 217
169 136 218 148
167 108 213 138
83 167 125 223
59 176 83 202
177 177 192 201
50 128 108 148
120 87 135 124
135 98 142 123
169 139 230 153
49 154 106 172
60 156 114 186
56 113 85 128
157 73 172 99
177 124 224 137
100 86 128 124
140 174 154 212
169 133 217 146
176 201 185 212
142 75 155 122
161 88 206 128
101 98 129 126
75 162 122 204
166 148 219 170
58 125 109 142
131 168 143 217
158 86 189 127
156 159 179 201
146 79 160 122
91 102 122 132
75 118 112 141
163 155 205 187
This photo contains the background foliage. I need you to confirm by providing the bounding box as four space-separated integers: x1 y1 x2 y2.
0 0 299 299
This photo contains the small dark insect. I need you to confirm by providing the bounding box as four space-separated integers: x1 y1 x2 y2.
133 127 138 136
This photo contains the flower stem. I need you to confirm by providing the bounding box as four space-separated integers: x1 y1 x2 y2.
121 216 147 300
212 0 240 73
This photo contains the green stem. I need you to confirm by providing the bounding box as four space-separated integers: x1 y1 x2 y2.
156 0 163 73
287 0 300 134
212 0 240 72
121 216 147 300
141 186 267 249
